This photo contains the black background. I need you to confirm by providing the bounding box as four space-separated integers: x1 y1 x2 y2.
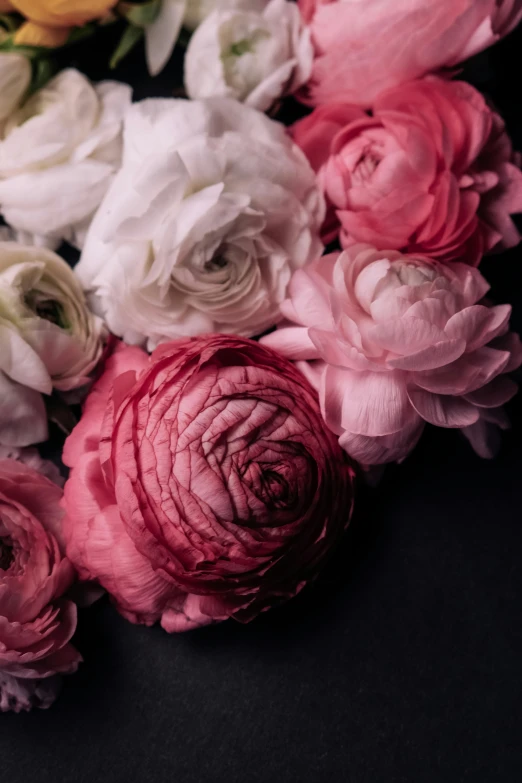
2 18 522 783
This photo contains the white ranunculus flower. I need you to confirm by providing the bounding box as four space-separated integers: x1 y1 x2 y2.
0 242 106 447
75 97 324 350
0 69 132 250
185 0 312 111
0 53 31 124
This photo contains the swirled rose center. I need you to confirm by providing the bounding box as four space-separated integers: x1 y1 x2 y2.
25 290 69 329
351 147 380 185
355 258 438 314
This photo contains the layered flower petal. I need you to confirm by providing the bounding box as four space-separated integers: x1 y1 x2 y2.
63 336 355 630
263 246 522 464
291 76 522 265
0 460 80 712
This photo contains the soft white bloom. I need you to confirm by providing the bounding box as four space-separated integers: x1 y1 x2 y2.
0 69 132 249
75 97 324 350
143 0 269 76
185 0 312 111
0 242 106 447
0 53 31 124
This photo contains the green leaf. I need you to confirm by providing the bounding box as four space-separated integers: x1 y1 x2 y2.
0 14 18 33
65 22 97 45
117 0 162 28
28 57 55 96
110 22 144 69
0 38 42 58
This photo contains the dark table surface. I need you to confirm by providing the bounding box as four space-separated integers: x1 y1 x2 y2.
2 21 522 783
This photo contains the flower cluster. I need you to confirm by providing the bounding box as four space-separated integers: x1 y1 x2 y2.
0 0 521 711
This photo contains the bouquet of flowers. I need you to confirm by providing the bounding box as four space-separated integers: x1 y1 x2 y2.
0 0 521 713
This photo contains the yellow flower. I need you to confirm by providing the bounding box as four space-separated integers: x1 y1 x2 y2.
6 0 118 48
8 0 117 27
14 21 69 46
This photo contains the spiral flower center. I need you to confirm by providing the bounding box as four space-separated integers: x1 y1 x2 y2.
352 148 380 184
25 291 69 329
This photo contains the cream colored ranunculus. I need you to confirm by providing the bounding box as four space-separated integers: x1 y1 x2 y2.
0 68 131 248
0 242 106 446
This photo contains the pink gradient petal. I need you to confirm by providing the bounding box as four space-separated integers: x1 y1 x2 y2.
408 389 480 428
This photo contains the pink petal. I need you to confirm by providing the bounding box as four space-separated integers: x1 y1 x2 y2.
260 327 320 361
339 415 425 465
463 376 518 408
322 365 411 437
445 304 511 351
368 316 448 355
387 338 466 371
408 389 480 428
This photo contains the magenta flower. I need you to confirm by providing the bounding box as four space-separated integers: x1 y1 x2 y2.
62 336 355 631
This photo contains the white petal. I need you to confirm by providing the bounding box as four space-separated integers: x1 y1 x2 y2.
145 0 187 77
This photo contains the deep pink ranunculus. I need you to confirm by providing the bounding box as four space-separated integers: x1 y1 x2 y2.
291 77 522 266
262 245 522 465
299 0 522 106
62 336 355 632
0 460 80 713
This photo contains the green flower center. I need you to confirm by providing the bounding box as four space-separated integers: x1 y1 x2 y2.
226 39 253 58
25 292 69 329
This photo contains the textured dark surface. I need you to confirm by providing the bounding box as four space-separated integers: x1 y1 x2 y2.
2 20 522 783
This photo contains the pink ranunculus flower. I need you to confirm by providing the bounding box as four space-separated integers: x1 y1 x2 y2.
0 460 81 713
291 77 522 266
62 336 355 632
261 245 522 465
299 0 522 106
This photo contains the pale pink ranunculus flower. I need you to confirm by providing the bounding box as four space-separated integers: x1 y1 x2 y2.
298 0 522 106
62 336 355 631
0 460 81 713
262 245 522 465
291 77 522 266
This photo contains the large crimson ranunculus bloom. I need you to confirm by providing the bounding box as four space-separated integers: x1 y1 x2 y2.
62 336 355 631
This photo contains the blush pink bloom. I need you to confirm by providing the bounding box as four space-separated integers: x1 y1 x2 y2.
299 0 522 106
291 77 522 266
262 245 522 465
0 460 80 712
62 336 355 632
